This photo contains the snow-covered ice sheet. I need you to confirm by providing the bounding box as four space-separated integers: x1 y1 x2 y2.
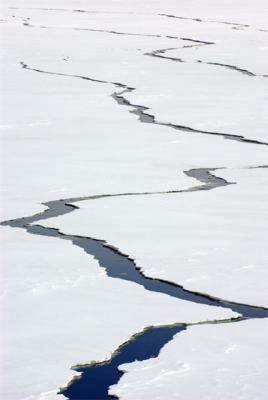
1 0 268 399
2 0 268 145
0 227 235 400
110 318 268 400
42 167 268 307
1 19 267 217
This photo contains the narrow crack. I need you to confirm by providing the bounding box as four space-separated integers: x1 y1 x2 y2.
158 13 251 29
20 61 109 84
199 60 261 77
18 21 162 38
73 27 161 38
145 47 267 78
144 41 209 63
159 13 268 33
145 47 185 63
14 19 216 45
112 87 268 145
20 61 267 145
248 164 268 169
8 7 140 15
0 167 233 227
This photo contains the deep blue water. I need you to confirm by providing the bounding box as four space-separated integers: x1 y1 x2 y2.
61 324 185 400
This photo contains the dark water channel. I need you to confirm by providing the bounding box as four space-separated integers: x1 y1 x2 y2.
61 324 185 400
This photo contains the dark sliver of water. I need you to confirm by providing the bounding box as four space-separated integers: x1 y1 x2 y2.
111 88 268 145
61 317 243 400
158 13 250 28
2 167 232 228
146 47 263 77
61 324 186 400
146 46 265 78
19 61 268 146
11 223 268 319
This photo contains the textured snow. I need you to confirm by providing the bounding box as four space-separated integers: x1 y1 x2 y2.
110 319 268 400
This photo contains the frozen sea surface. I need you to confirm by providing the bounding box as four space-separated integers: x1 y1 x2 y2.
1 0 267 399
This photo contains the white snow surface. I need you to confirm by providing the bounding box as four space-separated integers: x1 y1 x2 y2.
110 318 268 400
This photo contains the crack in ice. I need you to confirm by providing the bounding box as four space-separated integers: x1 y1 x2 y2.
145 46 267 78
2 167 267 318
19 60 268 145
60 316 244 399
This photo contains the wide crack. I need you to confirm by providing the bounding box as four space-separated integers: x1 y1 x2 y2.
60 316 244 400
